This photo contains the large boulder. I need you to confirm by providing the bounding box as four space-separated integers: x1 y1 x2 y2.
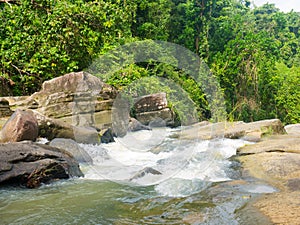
49 138 93 164
0 141 83 188
133 93 175 126
0 109 38 143
11 72 117 129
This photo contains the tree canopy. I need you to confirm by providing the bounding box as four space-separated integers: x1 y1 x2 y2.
1 0 299 124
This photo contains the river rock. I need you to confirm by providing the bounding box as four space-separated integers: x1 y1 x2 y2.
50 138 93 164
99 128 115 143
0 141 83 188
178 119 285 140
33 110 100 144
129 167 162 181
0 98 13 117
237 135 300 155
284 123 300 135
0 109 38 143
128 117 151 132
133 93 175 127
134 92 168 113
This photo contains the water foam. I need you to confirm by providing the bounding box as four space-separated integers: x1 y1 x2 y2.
80 128 251 196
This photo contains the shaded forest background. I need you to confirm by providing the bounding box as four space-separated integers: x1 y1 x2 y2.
0 0 299 124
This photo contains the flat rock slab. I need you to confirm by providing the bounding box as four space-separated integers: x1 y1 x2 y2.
0 142 83 188
237 135 300 155
253 191 300 225
178 119 285 140
237 152 300 190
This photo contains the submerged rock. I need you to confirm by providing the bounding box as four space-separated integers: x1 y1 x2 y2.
0 141 83 188
0 109 38 143
129 167 162 181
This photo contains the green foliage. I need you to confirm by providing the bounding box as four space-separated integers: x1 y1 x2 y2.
1 0 299 123
272 63 300 124
0 0 136 95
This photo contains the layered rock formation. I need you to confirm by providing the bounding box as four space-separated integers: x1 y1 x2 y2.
133 92 175 126
10 72 117 129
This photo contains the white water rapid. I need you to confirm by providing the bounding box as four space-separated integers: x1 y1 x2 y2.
80 128 251 197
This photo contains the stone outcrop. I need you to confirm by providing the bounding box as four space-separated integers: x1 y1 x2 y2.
0 141 83 188
237 135 300 155
178 119 285 140
133 93 175 126
0 98 12 117
236 134 300 224
0 109 38 143
10 72 117 130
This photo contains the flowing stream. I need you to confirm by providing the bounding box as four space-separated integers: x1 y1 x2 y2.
0 127 276 224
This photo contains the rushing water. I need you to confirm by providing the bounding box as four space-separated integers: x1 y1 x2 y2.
0 128 276 224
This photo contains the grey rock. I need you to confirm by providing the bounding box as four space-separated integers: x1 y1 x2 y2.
129 167 162 181
50 138 93 164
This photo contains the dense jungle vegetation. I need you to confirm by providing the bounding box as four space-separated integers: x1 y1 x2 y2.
0 0 299 124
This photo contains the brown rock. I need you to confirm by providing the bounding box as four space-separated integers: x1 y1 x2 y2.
0 109 38 143
0 98 13 117
0 141 83 188
253 192 300 225
135 108 175 126
134 92 168 113
10 72 117 130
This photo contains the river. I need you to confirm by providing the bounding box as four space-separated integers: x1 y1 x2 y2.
0 128 276 224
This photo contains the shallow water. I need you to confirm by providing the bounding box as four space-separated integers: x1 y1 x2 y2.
0 128 276 224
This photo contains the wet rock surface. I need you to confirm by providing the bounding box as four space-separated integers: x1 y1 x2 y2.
49 138 93 164
0 142 83 188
